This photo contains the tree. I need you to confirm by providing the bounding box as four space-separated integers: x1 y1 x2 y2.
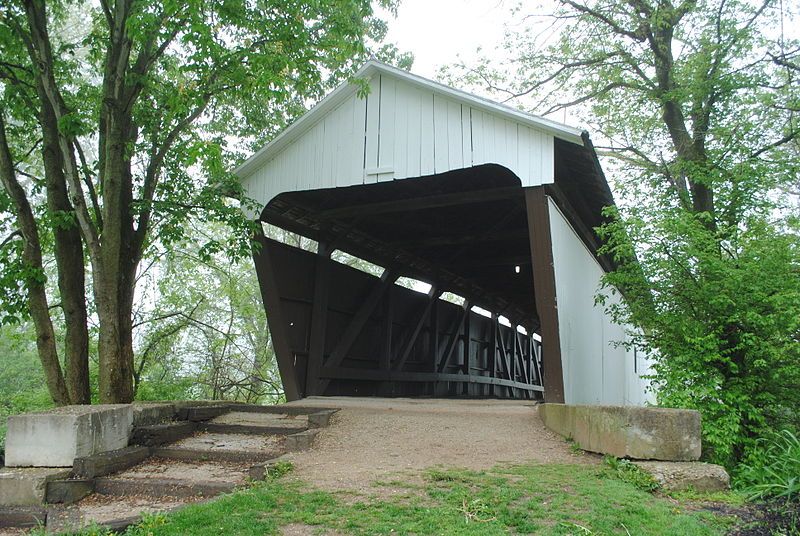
0 0 397 404
450 0 800 467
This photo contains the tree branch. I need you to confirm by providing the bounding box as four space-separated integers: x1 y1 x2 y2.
0 230 22 250
559 0 647 42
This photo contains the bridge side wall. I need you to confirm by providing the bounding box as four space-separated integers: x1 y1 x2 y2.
547 198 652 406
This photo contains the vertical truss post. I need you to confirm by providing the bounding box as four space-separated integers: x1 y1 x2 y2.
430 296 439 373
306 241 333 396
381 285 394 371
489 313 498 396
461 301 471 395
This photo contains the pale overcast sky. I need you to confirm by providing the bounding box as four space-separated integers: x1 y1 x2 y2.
381 0 578 125
383 0 512 79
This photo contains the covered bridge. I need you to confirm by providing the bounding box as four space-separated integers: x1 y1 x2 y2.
237 61 651 405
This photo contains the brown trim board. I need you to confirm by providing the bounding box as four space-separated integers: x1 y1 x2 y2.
525 186 565 403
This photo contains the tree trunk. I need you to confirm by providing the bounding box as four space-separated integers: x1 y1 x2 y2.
38 92 90 404
0 114 71 406
96 271 136 403
95 118 139 404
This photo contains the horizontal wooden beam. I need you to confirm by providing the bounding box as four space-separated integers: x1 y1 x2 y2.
318 366 544 392
390 229 529 249
316 186 523 221
442 256 532 270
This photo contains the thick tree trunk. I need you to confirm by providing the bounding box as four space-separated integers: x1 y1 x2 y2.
97 305 136 403
0 115 71 406
38 93 90 404
93 199 140 402
95 119 139 404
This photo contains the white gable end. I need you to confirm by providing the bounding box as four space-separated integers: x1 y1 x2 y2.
239 62 579 214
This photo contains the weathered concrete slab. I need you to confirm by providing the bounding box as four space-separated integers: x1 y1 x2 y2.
285 429 319 451
5 405 133 467
179 405 232 422
132 403 177 427
200 411 307 435
0 467 71 506
151 446 282 463
0 506 47 528
45 478 95 504
634 461 730 492
235 404 341 417
73 446 151 479
307 409 339 428
94 459 248 499
95 477 236 499
130 421 197 447
199 422 307 435
539 404 701 461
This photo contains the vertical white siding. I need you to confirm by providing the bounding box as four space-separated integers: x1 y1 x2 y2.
242 74 557 211
548 199 652 406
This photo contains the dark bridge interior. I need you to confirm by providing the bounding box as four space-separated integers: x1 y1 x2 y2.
253 138 614 402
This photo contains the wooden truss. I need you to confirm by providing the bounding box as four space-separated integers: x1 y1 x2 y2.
253 234 546 400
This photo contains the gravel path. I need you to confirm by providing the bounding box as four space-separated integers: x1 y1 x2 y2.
283 397 597 492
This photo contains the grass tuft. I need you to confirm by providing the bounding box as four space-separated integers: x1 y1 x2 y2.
603 455 661 493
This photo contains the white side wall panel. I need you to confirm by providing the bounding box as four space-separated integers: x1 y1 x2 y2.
364 75 381 180
548 198 652 406
376 75 396 182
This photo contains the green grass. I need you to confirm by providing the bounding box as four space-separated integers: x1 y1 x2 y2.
89 462 738 536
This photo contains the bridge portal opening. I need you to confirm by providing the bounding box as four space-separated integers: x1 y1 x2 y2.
254 165 554 400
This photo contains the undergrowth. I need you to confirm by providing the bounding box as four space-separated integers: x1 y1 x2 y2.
737 430 800 503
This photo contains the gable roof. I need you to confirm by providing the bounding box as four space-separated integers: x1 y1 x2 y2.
235 60 585 179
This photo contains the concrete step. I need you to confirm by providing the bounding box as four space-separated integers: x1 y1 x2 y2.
45 494 194 534
152 446 283 463
130 421 197 447
91 459 249 501
198 422 307 435
0 506 47 529
152 431 286 462
94 477 236 499
46 478 94 505
73 445 151 478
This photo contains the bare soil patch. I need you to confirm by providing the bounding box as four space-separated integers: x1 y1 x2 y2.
283 397 596 492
